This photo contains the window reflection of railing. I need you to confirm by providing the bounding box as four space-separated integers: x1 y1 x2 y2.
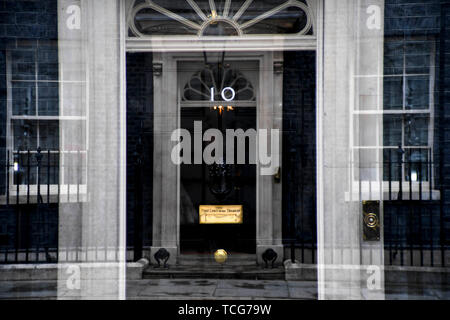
349 146 447 267
383 146 436 201
3 148 87 205
384 201 448 268
348 147 439 201
383 147 447 267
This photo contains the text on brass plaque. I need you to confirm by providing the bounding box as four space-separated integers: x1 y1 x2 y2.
199 205 243 224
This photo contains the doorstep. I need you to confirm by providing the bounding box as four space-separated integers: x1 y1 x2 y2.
143 254 285 280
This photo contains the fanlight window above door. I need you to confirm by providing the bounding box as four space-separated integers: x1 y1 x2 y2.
128 0 313 37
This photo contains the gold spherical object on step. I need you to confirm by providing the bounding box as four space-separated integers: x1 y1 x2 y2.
214 249 228 264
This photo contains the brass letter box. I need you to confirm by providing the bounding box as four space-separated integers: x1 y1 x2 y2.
199 205 243 224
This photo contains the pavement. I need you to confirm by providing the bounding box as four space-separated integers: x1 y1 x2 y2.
0 278 448 300
127 279 317 300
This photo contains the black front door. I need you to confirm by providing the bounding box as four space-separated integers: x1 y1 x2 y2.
180 106 256 254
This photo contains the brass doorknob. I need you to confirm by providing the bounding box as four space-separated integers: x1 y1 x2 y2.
214 249 228 264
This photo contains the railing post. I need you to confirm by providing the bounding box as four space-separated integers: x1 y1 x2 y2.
27 150 30 204
133 132 144 262
36 147 43 204
47 150 50 204
388 148 392 200
289 148 296 263
418 155 423 266
14 151 19 205
13 150 19 263
6 150 9 206
397 146 404 200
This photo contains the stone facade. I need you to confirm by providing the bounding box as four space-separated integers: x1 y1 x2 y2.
0 0 448 272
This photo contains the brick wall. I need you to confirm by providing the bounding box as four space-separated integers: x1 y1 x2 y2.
0 0 58 252
442 3 450 250
383 0 449 258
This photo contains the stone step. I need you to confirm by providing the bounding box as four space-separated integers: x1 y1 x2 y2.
177 254 257 266
143 264 285 280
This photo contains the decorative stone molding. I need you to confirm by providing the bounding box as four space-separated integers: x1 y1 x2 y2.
274 61 283 74
152 62 162 76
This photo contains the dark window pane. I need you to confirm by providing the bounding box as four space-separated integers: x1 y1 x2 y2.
225 0 248 19
14 152 37 185
405 75 429 110
39 120 59 150
404 114 429 146
134 8 198 36
12 81 36 115
383 148 400 181
152 0 207 24
384 41 403 75
11 50 35 81
405 149 429 182
405 53 430 74
242 6 309 35
237 0 289 24
383 115 402 146
38 62 58 81
39 153 60 185
404 41 431 74
37 47 59 81
383 77 403 110
203 21 239 36
38 81 59 116
13 120 38 151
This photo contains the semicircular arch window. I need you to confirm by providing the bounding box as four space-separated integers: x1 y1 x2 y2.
129 0 313 37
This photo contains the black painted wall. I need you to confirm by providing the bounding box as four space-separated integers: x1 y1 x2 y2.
126 52 154 252
282 51 316 247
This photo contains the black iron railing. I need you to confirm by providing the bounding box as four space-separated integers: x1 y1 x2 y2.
383 147 447 267
0 148 85 264
3 148 88 205
0 148 141 264
1 147 447 266
383 147 435 201
286 147 447 267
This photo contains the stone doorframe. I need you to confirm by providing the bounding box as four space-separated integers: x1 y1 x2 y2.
123 0 321 267
149 51 284 265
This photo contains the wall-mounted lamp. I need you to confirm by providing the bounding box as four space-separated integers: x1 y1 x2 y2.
212 105 234 115
13 153 19 172
211 10 217 20
411 170 418 182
